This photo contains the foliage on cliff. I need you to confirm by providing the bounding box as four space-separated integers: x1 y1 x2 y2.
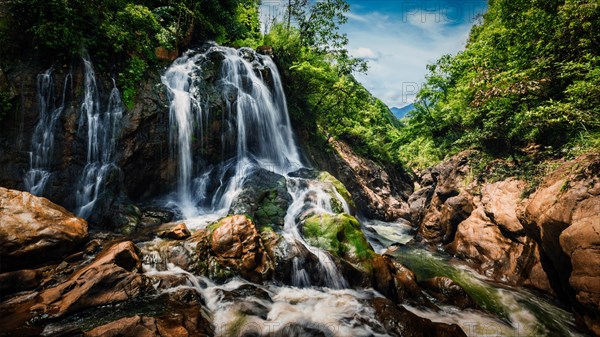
263 0 404 166
398 0 600 169
0 0 260 107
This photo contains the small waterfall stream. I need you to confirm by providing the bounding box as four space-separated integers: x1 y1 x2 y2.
24 69 71 196
75 57 123 219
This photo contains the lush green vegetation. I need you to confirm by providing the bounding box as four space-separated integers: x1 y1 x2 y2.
399 0 600 169
0 0 260 107
3 0 596 173
262 1 405 166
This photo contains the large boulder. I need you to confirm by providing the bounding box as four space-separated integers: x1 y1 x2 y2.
518 152 600 335
0 187 88 271
229 168 292 229
195 215 274 283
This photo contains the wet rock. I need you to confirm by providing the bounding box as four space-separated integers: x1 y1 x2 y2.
140 208 174 227
159 223 191 240
195 215 274 283
0 187 88 271
84 311 212 337
301 213 374 263
369 297 467 337
519 152 600 335
420 276 478 309
0 269 42 297
256 45 273 56
369 255 428 306
229 168 292 229
35 241 148 318
446 206 537 282
102 200 142 234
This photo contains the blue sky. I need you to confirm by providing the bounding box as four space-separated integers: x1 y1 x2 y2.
342 0 488 107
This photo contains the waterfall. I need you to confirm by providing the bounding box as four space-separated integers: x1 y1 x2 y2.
75 57 123 219
162 45 303 218
24 69 71 196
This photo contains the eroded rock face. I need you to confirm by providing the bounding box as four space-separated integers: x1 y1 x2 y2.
35 241 147 318
307 138 413 221
409 152 550 292
518 152 600 335
0 187 88 271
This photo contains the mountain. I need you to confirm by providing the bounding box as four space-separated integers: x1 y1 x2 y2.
390 104 415 119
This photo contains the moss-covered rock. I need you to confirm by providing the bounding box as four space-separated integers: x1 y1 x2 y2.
229 168 291 230
302 213 374 263
317 171 356 210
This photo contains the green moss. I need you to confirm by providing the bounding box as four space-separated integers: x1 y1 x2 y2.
317 171 355 209
302 213 374 262
254 190 287 228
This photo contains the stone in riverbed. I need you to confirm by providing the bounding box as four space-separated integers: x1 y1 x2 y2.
159 223 191 240
0 187 88 271
420 276 478 310
195 215 274 283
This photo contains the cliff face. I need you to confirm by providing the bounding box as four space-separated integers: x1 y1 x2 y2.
409 151 600 335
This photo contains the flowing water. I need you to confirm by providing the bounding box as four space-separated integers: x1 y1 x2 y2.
75 57 123 219
24 69 71 196
161 45 303 219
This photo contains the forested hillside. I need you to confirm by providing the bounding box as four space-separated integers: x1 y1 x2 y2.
398 0 600 169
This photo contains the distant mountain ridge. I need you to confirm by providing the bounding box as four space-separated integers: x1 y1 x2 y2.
389 103 415 119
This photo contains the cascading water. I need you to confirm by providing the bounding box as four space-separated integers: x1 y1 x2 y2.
162 45 303 218
75 57 123 219
24 69 71 196
283 177 351 289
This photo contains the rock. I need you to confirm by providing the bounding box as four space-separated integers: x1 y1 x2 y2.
85 311 212 337
408 152 552 298
159 223 191 240
229 168 292 229
195 215 274 283
307 138 413 221
518 152 600 335
369 255 428 306
256 45 273 56
317 171 356 211
0 187 88 271
481 179 527 235
35 241 148 318
155 47 179 61
420 276 478 309
368 297 467 337
102 200 142 234
0 269 42 297
301 213 374 263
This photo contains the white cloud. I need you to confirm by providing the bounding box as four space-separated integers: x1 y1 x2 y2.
350 47 380 60
342 8 475 107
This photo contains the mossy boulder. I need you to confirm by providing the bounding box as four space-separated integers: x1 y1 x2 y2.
317 171 356 211
229 168 291 230
302 213 374 263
